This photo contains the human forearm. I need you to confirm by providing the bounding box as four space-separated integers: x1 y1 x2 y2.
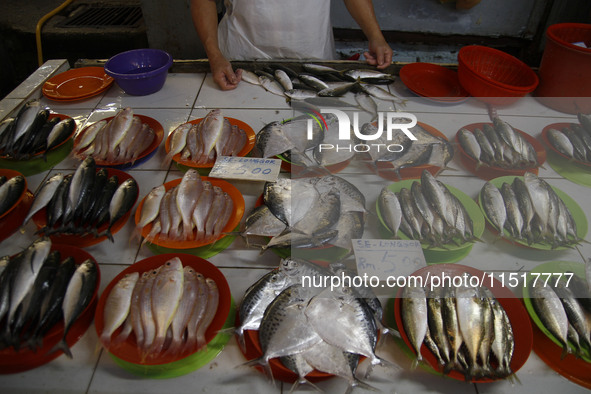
343 0 393 68
343 0 384 41
190 0 223 60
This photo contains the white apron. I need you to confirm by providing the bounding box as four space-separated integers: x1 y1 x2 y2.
218 0 336 60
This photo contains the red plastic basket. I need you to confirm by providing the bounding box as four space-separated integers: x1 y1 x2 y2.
458 45 538 94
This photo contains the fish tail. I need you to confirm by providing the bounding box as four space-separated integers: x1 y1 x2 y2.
99 332 112 350
410 356 421 371
351 378 380 393
560 343 570 360
149 335 166 356
49 337 73 359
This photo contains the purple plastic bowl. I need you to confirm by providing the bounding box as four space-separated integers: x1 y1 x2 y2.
104 49 173 96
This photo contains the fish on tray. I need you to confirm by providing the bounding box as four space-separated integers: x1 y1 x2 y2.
0 237 98 358
237 258 387 391
23 157 138 241
0 100 75 160
99 257 220 361
164 109 248 167
136 169 234 245
240 175 365 252
74 107 156 165
479 172 583 248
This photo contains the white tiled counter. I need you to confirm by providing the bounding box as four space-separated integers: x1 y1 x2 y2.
0 60 590 393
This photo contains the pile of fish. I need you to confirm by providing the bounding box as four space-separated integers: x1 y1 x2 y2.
24 157 139 241
480 172 582 247
0 237 97 358
237 258 386 391
359 119 454 179
529 272 591 359
378 170 478 248
240 175 365 252
254 113 356 169
400 280 515 381
545 113 591 164
0 175 26 216
0 100 75 160
136 169 234 244
73 107 155 164
241 63 404 107
457 117 539 170
100 257 219 360
164 109 248 167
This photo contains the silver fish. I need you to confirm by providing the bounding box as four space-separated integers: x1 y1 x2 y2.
400 283 428 368
253 285 322 379
100 272 139 348
259 75 285 96
530 278 570 358
481 182 507 236
53 259 97 358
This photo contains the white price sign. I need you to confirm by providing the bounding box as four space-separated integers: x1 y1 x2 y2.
352 239 427 281
209 156 282 182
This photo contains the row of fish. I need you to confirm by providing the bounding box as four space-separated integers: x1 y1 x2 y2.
240 175 365 252
529 272 591 359
458 117 539 170
0 237 97 358
136 169 234 244
401 280 515 381
0 100 75 160
74 107 155 164
545 113 591 164
254 113 356 169
378 170 478 248
480 172 581 247
164 109 248 167
0 175 25 216
24 157 138 241
237 258 386 391
241 63 404 107
360 119 454 179
100 257 219 360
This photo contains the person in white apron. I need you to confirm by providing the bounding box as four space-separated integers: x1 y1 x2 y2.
191 0 393 90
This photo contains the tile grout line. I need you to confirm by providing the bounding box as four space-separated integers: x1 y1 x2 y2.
84 347 104 394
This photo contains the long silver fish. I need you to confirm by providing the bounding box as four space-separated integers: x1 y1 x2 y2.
400 283 428 369
52 259 97 358
530 279 570 358
481 182 507 236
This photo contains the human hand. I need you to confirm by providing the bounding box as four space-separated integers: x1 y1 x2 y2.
364 38 393 70
209 55 242 90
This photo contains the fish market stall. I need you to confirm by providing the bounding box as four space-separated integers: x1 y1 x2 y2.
0 55 591 394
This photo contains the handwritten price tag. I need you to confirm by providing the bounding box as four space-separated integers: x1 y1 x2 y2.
209 156 282 182
352 239 427 281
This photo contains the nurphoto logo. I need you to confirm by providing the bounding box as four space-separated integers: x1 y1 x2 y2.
306 108 418 153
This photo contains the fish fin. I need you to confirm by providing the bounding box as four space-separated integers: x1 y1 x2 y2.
350 378 380 393
289 377 323 394
49 337 73 359
410 356 421 371
241 357 276 386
